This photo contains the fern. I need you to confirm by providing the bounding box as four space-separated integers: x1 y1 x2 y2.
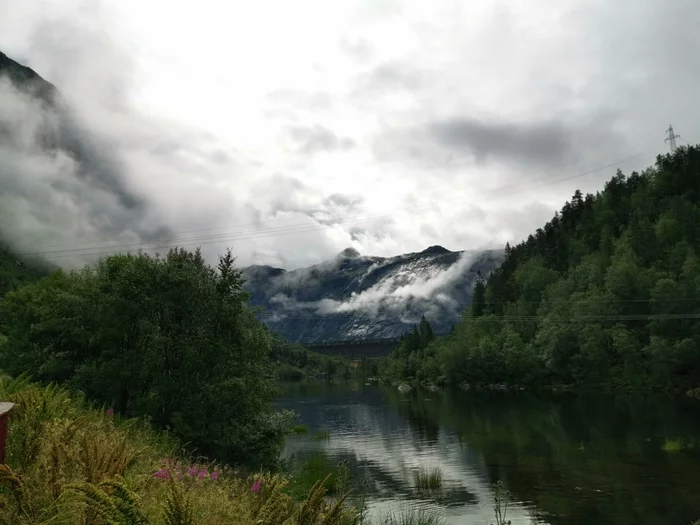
296 475 330 525
100 480 149 525
0 372 32 395
320 490 351 525
46 417 89 499
66 479 149 525
79 433 136 484
255 478 293 525
163 470 196 525
0 464 28 516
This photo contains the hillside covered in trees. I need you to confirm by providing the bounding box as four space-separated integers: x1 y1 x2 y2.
385 145 700 393
0 245 52 296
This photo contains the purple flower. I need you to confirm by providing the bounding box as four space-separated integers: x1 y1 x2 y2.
250 480 262 493
198 469 207 479
211 471 219 481
187 467 198 477
152 468 169 479
106 408 114 417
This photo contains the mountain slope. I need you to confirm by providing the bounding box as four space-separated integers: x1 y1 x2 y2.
1 50 173 270
242 246 504 344
0 51 57 104
387 145 700 392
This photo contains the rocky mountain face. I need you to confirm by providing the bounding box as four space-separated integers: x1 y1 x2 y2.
242 246 504 344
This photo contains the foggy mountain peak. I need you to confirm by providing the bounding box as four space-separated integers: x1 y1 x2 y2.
338 247 361 259
242 247 504 344
420 245 450 255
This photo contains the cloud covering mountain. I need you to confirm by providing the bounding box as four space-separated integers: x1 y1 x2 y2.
1 0 698 272
242 246 503 343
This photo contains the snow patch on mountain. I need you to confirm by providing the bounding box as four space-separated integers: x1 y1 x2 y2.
242 247 504 344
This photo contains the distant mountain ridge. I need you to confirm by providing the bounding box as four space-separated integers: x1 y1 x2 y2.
1 51 505 343
242 246 504 344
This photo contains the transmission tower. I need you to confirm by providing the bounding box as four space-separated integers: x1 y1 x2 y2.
665 124 681 153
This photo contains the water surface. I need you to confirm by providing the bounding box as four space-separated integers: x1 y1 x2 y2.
277 382 700 525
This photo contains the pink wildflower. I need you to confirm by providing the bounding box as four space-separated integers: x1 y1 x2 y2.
106 407 114 416
187 466 198 477
251 480 262 493
198 469 207 479
152 468 169 479
211 471 219 481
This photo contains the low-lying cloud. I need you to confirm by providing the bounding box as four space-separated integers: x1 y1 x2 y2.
246 249 502 340
0 77 169 267
1 0 698 273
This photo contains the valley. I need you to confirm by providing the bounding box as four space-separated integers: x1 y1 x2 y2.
2 29 700 525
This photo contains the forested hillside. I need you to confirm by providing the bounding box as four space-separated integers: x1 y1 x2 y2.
0 245 53 296
386 145 700 393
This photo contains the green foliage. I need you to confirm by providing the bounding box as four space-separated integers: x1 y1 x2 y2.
387 145 700 392
66 479 150 525
293 424 310 434
0 245 52 298
383 317 436 382
0 374 354 525
162 473 196 525
269 335 352 381
285 452 348 501
0 247 292 468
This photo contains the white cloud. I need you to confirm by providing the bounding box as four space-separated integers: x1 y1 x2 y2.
0 0 698 269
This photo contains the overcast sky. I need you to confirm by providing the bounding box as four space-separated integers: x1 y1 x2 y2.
0 0 698 270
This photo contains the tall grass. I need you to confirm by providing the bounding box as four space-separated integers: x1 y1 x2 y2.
292 424 309 434
492 480 512 525
661 437 684 453
285 452 349 501
381 508 445 525
0 374 354 524
312 430 330 441
412 467 443 491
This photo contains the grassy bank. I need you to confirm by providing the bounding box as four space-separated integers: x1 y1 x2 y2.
0 374 353 524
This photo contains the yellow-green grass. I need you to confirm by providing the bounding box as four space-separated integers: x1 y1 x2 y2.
0 373 354 525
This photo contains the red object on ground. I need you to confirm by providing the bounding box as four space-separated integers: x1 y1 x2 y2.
0 402 15 464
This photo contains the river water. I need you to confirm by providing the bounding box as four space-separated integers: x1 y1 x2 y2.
277 382 700 525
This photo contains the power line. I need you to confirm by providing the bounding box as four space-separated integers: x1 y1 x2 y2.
26 150 649 253
19 150 650 261
255 312 700 322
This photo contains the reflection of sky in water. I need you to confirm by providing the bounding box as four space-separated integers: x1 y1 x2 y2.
277 386 541 524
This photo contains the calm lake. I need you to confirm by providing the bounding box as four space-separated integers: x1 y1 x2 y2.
277 382 700 525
